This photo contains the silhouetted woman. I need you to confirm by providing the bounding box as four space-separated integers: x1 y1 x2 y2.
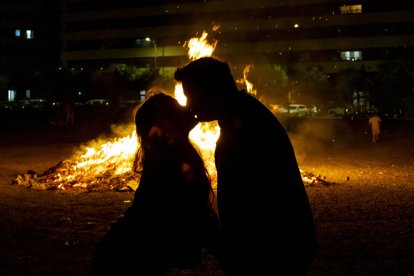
91 92 221 275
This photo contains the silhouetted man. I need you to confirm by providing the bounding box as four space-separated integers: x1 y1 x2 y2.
174 57 318 275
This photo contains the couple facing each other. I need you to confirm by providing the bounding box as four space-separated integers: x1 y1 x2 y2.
92 56 318 276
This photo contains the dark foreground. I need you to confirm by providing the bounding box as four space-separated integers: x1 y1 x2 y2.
1 111 414 275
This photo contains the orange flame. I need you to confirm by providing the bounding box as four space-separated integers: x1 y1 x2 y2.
243 64 257 95
175 30 220 186
236 64 256 95
184 31 217 61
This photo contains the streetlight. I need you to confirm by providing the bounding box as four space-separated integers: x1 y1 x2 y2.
145 37 157 68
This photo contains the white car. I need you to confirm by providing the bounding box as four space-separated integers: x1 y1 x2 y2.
287 104 308 117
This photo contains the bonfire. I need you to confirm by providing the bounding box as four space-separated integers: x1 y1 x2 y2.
13 30 334 191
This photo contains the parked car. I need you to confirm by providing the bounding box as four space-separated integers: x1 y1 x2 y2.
287 104 308 117
85 99 110 106
305 104 319 117
327 104 355 117
269 104 288 115
28 98 49 110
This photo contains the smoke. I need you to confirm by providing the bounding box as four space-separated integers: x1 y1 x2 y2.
286 118 350 163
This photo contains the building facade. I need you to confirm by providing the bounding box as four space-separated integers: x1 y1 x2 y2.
2 0 413 113
60 0 414 75
0 0 61 100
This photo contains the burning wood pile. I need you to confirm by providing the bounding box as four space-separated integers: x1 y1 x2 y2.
11 118 334 191
12 119 222 191
13 160 139 191
13 124 141 191
300 169 336 187
12 155 334 192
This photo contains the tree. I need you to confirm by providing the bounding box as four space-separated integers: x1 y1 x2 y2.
335 66 374 114
91 64 175 105
291 65 330 108
373 60 413 117
244 63 289 106
0 73 10 100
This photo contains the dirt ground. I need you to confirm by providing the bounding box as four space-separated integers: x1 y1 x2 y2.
1 111 414 276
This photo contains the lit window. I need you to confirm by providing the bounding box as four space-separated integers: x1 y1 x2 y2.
25 30 34 39
139 90 146 101
340 4 362 14
15 29 21 37
340 51 362 61
8 90 16 101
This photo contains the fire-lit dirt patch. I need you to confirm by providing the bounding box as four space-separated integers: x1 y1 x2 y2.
1 118 414 275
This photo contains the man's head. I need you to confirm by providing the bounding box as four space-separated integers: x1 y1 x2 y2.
174 57 238 121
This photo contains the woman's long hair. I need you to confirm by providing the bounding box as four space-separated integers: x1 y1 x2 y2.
132 91 215 206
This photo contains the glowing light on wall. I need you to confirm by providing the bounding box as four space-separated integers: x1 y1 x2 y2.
340 50 362 61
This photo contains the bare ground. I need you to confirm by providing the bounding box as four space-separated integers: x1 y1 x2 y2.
1 112 414 276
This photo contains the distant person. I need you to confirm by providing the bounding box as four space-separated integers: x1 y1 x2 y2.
174 57 318 275
369 113 381 143
63 99 75 126
91 92 222 275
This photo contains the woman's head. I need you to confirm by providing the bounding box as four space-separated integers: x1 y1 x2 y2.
133 91 215 206
135 92 196 150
